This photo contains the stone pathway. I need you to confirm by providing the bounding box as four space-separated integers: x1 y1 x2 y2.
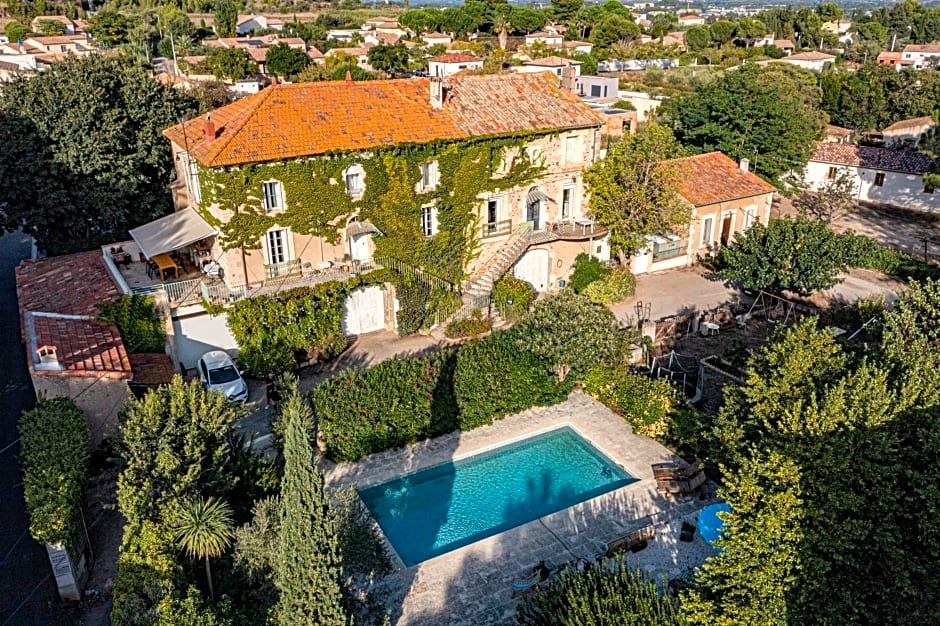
322 392 719 626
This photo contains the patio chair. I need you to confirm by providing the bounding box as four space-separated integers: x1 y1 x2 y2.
512 562 551 598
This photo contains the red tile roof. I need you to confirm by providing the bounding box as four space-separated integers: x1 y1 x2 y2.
670 152 776 206
165 73 602 167
128 352 174 385
15 250 123 318
905 44 940 53
429 53 482 63
524 56 582 67
26 313 132 379
786 51 836 61
810 142 937 175
826 124 854 136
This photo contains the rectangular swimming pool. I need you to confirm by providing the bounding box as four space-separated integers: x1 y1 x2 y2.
358 426 636 566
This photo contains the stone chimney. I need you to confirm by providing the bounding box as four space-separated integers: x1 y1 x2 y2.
204 114 216 142
739 158 750 173
36 345 60 369
429 76 444 109
345 69 352 84
561 65 576 92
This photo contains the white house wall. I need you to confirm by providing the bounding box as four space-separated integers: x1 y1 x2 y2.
805 161 940 213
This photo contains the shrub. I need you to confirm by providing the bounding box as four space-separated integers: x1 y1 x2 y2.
583 365 677 438
19 397 89 547
568 253 609 293
98 294 166 354
394 278 430 336
492 275 536 321
311 350 460 462
836 230 940 282
444 310 491 338
454 329 568 430
516 556 686 625
582 266 636 304
227 281 353 376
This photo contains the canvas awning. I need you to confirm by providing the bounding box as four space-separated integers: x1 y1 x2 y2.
527 187 552 205
130 208 217 260
345 220 382 237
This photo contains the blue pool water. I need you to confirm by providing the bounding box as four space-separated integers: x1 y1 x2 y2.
358 426 636 566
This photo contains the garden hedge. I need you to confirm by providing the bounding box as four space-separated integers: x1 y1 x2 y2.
583 365 677 439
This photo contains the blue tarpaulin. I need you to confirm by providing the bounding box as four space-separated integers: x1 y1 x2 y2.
698 502 731 548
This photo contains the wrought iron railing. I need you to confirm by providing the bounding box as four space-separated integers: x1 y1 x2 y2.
481 219 512 239
264 258 302 280
374 255 458 292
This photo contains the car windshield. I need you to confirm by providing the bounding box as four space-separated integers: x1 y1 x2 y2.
208 365 240 384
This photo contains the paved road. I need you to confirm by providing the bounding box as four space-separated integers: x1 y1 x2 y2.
0 232 80 624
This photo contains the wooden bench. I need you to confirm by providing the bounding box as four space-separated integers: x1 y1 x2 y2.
602 525 656 558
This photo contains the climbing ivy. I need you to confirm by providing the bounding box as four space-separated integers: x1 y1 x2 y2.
196 136 547 283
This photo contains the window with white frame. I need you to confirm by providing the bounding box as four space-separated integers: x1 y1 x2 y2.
344 164 365 196
266 229 290 265
420 205 439 237
563 135 581 165
743 206 757 230
419 161 439 191
181 153 202 204
701 217 713 245
261 180 284 213
561 186 573 220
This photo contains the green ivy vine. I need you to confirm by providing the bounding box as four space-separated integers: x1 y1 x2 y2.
196 135 548 283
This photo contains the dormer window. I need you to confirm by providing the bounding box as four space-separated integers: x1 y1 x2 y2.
262 180 284 213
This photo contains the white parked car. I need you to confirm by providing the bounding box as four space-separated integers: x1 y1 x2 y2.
197 351 248 402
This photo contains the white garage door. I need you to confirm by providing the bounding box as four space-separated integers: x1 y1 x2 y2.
342 286 386 335
173 311 239 371
513 249 550 292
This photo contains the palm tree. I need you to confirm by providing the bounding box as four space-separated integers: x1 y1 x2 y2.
172 496 234 600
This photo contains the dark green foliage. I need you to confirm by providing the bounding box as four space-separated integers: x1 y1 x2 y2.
569 253 608 292
582 365 678 439
454 329 569 430
834 230 940 283
86 11 133 46
19 397 89 547
205 47 255 81
311 350 460 462
213 0 237 37
819 67 940 132
492 275 535 321
394 278 431 336
332 486 391 581
98 294 166 354
226 282 354 377
367 43 410 74
516 557 687 625
583 266 636 304
265 43 310 78
444 310 491 338
276 383 350 626
4 21 28 43
661 64 827 183
0 54 198 255
718 216 846 295
157 587 235 625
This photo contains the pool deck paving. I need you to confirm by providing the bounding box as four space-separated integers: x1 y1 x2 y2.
322 392 720 626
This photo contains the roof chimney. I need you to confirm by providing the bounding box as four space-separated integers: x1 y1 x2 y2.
739 157 750 173
561 65 576 92
429 76 444 109
36 345 60 370
204 114 216 142
345 70 352 84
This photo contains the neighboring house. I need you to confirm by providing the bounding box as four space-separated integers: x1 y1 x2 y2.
576 75 618 99
235 14 284 35
756 34 775 47
24 35 93 56
515 56 582 78
0 56 37 79
327 29 359 42
15 251 172 447
525 31 564 47
677 13 705 26
877 51 903 68
364 30 400 46
631 152 776 275
205 35 308 75
825 124 855 144
773 39 795 55
428 53 483 78
162 73 607 306
30 15 78 34
804 143 940 212
616 90 666 122
307 46 325 64
900 44 940 69
779 51 836 71
421 32 453 47
822 19 852 35
325 46 372 70
562 40 594 54
882 116 936 148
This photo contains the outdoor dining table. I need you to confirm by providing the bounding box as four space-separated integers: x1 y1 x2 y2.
151 253 180 280
574 217 594 234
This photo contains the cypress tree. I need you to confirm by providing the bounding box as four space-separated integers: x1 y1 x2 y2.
276 380 351 626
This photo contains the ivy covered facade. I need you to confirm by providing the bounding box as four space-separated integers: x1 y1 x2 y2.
164 73 610 302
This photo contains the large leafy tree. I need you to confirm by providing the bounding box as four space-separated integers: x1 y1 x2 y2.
206 47 255 80
718 215 846 295
0 54 197 255
213 0 237 37
583 123 690 260
550 0 582 24
661 64 827 183
367 43 410 75
276 381 350 626
265 43 310 78
86 10 135 46
172 497 235 601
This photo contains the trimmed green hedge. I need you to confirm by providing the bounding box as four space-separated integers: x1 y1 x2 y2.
583 266 636 304
583 365 678 439
836 231 940 283
492 275 536 321
569 253 608 293
312 329 568 462
19 397 89 547
98 294 166 354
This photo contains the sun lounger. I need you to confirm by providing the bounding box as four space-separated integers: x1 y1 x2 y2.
512 562 551 597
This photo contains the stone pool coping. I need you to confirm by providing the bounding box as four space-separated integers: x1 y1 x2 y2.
320 391 718 625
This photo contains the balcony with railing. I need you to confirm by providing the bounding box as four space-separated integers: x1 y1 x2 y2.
650 234 686 262
264 258 302 280
481 219 512 239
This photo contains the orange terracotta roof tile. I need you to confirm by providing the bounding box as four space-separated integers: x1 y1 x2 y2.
428 53 481 63
26 313 132 379
524 56 582 67
810 142 936 174
128 352 174 385
670 152 776 206
165 73 602 167
882 116 936 132
16 250 123 318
